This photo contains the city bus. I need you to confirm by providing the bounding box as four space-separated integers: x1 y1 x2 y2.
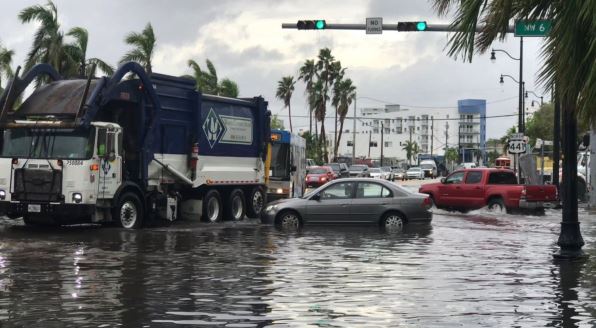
267 129 306 201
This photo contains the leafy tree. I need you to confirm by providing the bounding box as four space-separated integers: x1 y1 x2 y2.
525 102 554 146
64 27 114 77
187 59 239 97
275 76 295 133
402 141 420 165
121 23 155 74
0 43 14 93
298 59 317 134
301 131 321 164
19 0 79 81
271 114 284 130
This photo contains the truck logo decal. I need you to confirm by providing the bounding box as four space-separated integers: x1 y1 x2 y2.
202 108 227 148
101 160 111 174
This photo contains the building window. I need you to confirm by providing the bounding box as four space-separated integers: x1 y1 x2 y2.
370 141 378 147
347 140 353 146
373 128 379 134
385 141 392 147
384 128 390 134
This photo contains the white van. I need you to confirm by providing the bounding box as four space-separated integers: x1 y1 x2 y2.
420 160 438 178
461 162 477 169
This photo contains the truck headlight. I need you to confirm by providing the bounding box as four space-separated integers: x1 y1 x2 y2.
276 188 284 194
0 190 5 200
72 193 83 204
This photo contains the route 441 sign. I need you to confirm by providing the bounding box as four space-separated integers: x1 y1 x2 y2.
508 140 526 154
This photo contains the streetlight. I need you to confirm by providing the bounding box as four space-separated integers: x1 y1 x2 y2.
491 45 524 133
499 74 526 131
525 90 544 107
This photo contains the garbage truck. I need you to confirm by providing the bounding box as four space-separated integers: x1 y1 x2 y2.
0 62 271 228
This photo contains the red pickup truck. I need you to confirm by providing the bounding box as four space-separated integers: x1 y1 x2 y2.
419 168 558 214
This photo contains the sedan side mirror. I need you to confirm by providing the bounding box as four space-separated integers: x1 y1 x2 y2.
440 178 446 184
310 193 321 201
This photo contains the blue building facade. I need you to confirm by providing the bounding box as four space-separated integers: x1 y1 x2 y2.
457 99 487 164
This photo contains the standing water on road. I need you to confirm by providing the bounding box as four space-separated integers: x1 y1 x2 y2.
0 208 595 327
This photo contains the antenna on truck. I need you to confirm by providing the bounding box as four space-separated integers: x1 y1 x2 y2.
75 63 96 124
0 66 22 123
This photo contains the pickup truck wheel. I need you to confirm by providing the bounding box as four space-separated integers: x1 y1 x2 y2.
246 186 266 218
487 198 506 214
115 192 144 229
203 190 223 223
225 189 245 221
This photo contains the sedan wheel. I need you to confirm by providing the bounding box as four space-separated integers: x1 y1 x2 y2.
383 213 404 232
278 211 300 229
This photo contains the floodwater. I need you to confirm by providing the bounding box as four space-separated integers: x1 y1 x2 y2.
0 208 595 327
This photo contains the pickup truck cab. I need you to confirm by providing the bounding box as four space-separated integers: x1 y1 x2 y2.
419 168 558 214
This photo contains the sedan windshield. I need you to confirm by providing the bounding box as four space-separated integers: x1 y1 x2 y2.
1 128 94 160
408 168 421 172
326 163 340 171
370 168 381 173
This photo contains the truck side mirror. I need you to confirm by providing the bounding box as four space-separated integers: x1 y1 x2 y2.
107 151 116 162
290 165 297 172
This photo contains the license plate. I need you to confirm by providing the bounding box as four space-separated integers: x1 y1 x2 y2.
28 204 41 213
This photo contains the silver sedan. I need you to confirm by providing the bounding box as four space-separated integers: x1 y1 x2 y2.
261 178 432 230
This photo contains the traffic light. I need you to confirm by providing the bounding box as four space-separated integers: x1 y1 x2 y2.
397 21 427 31
297 20 326 30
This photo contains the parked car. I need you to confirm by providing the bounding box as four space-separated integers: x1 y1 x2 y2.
307 158 316 167
326 163 350 179
261 178 432 230
393 168 406 181
369 168 384 179
418 168 558 214
406 167 425 180
305 166 335 188
349 164 370 177
420 160 438 178
381 166 394 181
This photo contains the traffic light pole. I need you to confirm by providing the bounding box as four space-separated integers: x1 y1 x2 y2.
282 23 514 33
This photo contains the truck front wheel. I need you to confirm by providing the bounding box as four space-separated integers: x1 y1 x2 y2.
114 192 144 229
246 186 266 218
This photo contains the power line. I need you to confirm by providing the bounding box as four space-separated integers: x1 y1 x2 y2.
286 113 519 121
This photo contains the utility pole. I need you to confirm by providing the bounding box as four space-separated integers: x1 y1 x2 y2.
409 126 413 166
368 130 372 158
352 96 356 164
430 116 434 156
381 122 384 166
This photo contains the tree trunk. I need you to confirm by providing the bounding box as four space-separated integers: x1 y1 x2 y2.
335 117 346 160
288 103 293 133
320 122 328 163
334 106 338 160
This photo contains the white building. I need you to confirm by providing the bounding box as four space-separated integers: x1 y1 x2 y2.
333 104 460 163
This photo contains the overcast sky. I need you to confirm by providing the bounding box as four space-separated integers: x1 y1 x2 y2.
0 0 551 138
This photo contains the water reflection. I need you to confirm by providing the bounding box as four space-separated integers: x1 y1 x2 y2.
0 210 592 326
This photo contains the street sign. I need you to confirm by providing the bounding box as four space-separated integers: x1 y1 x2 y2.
535 138 543 149
508 140 527 154
543 140 554 146
514 20 552 37
366 17 382 34
510 133 524 140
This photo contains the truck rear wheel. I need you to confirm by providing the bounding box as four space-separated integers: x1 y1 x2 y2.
202 189 223 223
225 189 245 221
246 186 266 218
114 192 144 229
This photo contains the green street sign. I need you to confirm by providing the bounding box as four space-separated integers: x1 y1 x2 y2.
514 20 552 37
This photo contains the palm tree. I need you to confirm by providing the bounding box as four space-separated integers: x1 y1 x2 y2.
121 23 156 74
276 76 296 133
309 80 326 160
64 27 114 77
432 0 596 256
333 78 356 159
188 59 239 97
19 1 78 79
330 60 346 157
402 141 420 166
0 44 14 94
315 48 337 163
298 59 317 135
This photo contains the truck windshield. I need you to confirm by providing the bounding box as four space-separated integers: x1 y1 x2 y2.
270 143 290 180
1 128 94 160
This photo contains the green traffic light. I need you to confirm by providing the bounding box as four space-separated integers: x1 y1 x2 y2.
315 20 326 29
416 21 427 31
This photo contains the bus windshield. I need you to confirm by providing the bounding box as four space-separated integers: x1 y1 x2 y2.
1 128 95 160
270 142 290 180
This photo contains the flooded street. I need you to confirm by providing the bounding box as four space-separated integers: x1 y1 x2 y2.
0 207 595 327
